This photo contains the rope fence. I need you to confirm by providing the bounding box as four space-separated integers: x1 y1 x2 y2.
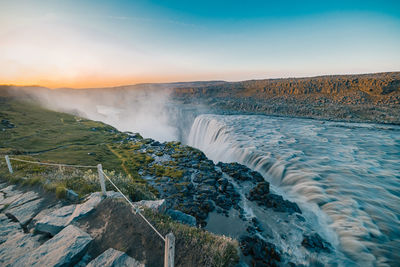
3 155 175 267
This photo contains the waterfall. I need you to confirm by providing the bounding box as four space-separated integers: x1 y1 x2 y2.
187 114 400 266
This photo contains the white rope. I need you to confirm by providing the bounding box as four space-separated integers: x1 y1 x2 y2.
101 170 166 242
9 157 96 168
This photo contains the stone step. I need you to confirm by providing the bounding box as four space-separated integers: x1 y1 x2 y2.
6 198 43 225
87 248 144 267
14 225 93 267
35 191 122 236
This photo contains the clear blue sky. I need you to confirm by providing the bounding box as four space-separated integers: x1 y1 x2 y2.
0 0 399 87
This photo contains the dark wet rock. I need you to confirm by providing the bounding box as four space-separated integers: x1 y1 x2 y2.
215 195 232 210
302 233 332 253
240 235 281 267
217 162 264 182
247 182 301 214
248 182 270 198
166 209 197 226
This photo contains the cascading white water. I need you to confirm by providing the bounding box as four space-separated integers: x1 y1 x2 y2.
188 114 400 267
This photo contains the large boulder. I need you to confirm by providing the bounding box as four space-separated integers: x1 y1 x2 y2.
166 209 197 226
87 248 144 267
14 225 92 267
35 205 76 236
6 198 43 225
35 191 122 236
134 199 166 213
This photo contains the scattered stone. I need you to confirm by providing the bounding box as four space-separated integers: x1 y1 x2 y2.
14 225 92 267
87 248 144 267
302 233 332 253
66 189 79 201
166 209 197 226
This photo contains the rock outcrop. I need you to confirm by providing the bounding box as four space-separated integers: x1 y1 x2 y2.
87 248 144 267
15 225 92 267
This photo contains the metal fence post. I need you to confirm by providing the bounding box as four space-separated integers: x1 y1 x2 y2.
164 233 175 267
5 155 13 174
97 164 106 196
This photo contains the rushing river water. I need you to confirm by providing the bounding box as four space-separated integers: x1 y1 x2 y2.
188 114 400 267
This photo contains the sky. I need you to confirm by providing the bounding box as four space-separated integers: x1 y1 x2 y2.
0 0 400 88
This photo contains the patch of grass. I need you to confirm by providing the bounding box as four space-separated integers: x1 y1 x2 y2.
55 185 67 199
143 208 239 267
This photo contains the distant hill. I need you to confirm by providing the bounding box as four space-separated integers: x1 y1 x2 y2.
173 72 400 103
172 72 400 124
1 72 399 124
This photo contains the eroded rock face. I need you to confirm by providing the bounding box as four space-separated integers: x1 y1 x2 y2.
15 225 93 267
217 162 264 183
247 182 301 214
87 248 144 267
302 233 332 253
240 235 281 267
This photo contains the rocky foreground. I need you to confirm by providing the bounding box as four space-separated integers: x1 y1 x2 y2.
0 182 151 266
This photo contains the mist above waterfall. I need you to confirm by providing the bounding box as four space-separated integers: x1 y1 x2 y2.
5 85 187 142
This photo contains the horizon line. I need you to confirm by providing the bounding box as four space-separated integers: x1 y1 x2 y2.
1 70 399 90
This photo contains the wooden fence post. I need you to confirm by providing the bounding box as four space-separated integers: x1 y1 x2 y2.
5 155 13 174
97 164 106 196
164 233 175 267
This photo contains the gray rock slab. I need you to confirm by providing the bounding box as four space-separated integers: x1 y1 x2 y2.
0 185 21 196
0 232 41 266
0 192 23 207
14 225 92 267
86 248 144 267
67 192 103 223
134 199 166 213
7 191 40 209
0 220 22 244
6 198 43 225
35 205 76 236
